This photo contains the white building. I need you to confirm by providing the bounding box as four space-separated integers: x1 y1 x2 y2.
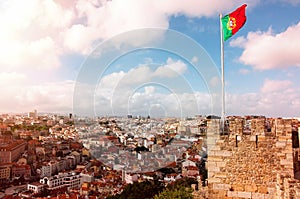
80 172 94 183
70 151 81 164
40 172 82 190
182 160 196 168
124 173 138 184
40 162 56 177
27 182 45 193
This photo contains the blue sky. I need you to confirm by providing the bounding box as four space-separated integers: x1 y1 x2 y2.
1 0 300 117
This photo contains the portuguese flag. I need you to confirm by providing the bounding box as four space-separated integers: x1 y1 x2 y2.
221 4 247 41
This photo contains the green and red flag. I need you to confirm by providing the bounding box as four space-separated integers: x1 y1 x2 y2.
221 4 247 41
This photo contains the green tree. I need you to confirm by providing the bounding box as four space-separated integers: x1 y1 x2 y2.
107 180 163 199
154 186 193 199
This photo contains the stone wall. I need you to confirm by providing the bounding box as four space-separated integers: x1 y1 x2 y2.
206 118 300 199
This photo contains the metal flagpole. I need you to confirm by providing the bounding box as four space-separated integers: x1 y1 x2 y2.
220 13 225 133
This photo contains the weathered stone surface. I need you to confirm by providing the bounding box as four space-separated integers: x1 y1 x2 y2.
257 185 268 194
244 184 257 192
208 177 221 183
205 118 300 199
216 161 226 167
276 141 286 147
208 166 220 172
251 192 265 199
214 172 227 178
237 191 251 198
213 183 231 190
214 150 232 157
227 191 238 197
231 184 244 191
280 159 292 166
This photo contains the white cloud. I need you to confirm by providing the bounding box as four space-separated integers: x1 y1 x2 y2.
157 0 259 18
92 57 208 117
278 0 300 5
63 24 97 54
226 87 300 117
0 72 27 86
97 58 187 91
99 71 126 89
0 0 73 70
144 86 156 95
233 22 300 70
239 69 250 74
230 36 247 48
260 79 292 93
224 78 300 117
154 58 187 77
122 90 211 118
5 0 293 115
209 76 221 88
0 0 261 69
0 79 74 113
191 56 198 64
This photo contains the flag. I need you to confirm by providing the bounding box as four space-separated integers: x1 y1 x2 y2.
221 4 247 41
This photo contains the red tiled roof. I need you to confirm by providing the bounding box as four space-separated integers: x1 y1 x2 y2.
186 166 198 170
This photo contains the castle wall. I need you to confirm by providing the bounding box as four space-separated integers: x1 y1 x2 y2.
207 118 299 199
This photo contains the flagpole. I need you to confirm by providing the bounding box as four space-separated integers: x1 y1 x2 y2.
220 13 225 133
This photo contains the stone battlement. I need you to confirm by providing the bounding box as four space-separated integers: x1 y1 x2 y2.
227 118 293 137
206 118 300 199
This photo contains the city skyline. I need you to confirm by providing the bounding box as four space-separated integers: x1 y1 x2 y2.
1 0 300 117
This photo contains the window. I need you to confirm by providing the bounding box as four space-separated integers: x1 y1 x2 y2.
292 131 299 148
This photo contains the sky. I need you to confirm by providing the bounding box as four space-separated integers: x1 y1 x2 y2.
1 0 300 118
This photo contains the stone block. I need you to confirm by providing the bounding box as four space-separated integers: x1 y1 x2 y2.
227 191 238 197
250 135 256 141
258 136 266 141
257 185 268 194
286 153 293 160
213 183 231 190
216 139 225 144
207 157 223 162
206 162 216 167
237 191 252 198
216 161 226 167
214 172 227 178
209 166 220 172
277 136 289 141
208 171 215 178
276 141 286 148
264 193 274 199
215 150 232 157
280 159 292 166
251 192 265 199
232 184 244 191
244 184 257 192
208 178 221 183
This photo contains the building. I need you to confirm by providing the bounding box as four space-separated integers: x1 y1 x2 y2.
28 110 37 119
0 163 11 182
40 172 82 190
40 161 56 177
27 182 45 194
0 140 26 163
12 163 31 179
80 172 94 183
124 172 138 184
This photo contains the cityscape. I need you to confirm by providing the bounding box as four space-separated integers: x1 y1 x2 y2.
1 111 300 198
1 0 300 199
